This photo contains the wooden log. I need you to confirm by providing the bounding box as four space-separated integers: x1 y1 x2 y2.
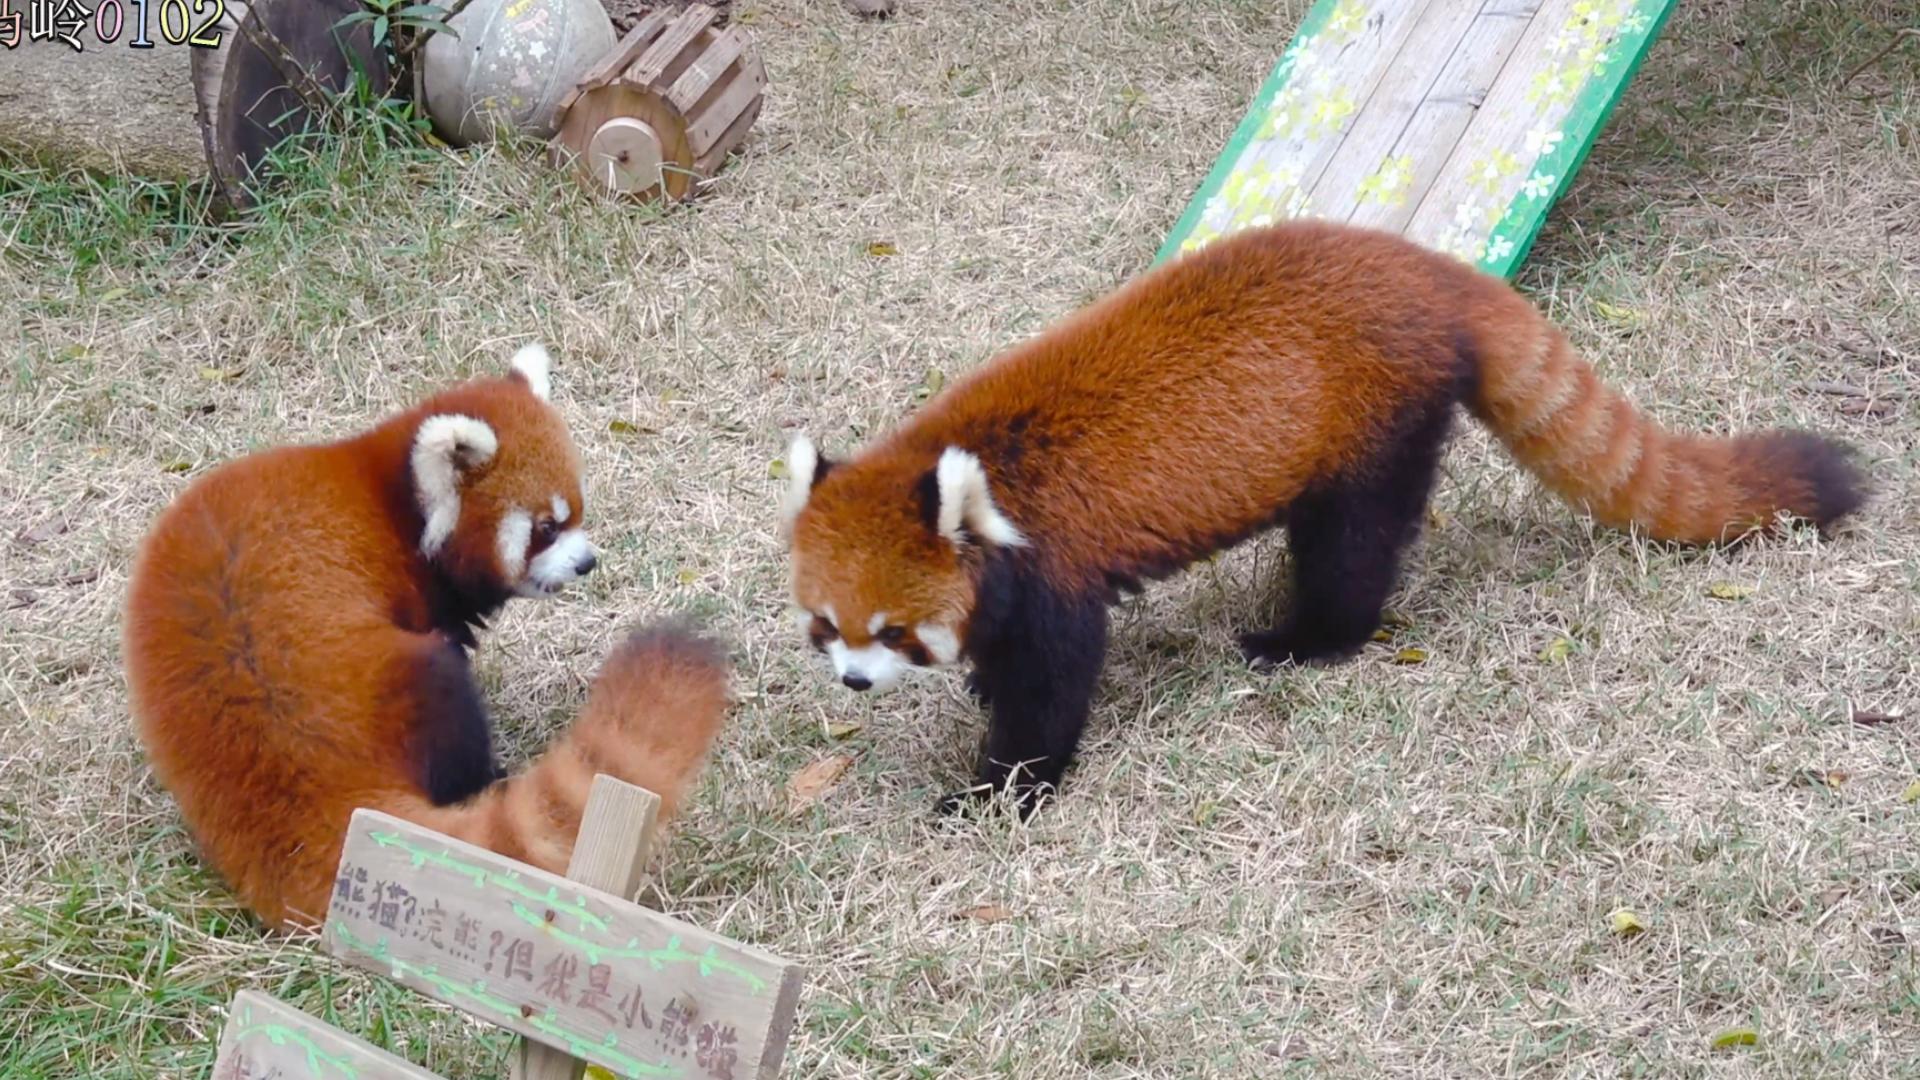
212 990 449 1080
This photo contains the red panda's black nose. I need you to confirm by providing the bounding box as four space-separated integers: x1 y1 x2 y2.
841 674 873 691
574 552 597 576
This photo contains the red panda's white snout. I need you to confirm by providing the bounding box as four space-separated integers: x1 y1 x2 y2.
499 494 598 598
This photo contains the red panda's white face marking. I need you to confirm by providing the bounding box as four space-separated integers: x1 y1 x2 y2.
497 510 533 578
781 435 1019 693
514 491 592 596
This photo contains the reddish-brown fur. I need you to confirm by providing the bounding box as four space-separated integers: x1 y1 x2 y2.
794 222 1865 622
125 363 729 928
785 221 1866 811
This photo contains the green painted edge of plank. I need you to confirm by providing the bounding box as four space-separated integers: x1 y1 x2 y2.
1152 0 1343 265
1155 0 1679 276
1480 0 1678 278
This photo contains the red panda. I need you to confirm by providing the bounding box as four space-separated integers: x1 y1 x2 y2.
778 221 1867 816
124 345 731 929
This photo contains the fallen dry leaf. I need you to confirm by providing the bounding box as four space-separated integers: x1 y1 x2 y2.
15 514 70 547
1609 908 1646 937
1851 707 1905 727
824 720 863 740
1539 637 1574 663
1705 582 1754 601
912 368 946 402
1709 1027 1759 1050
1391 647 1428 665
953 903 1015 924
1836 396 1899 420
768 459 789 480
865 241 899 257
787 754 854 811
1264 1036 1310 1061
1592 299 1643 325
1901 780 1920 804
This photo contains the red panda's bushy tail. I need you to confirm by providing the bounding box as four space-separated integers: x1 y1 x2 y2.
416 621 732 874
1457 275 1868 544
267 623 730 929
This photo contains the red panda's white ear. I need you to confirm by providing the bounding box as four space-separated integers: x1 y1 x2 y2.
509 343 552 401
412 414 499 556
778 434 823 537
934 447 1027 549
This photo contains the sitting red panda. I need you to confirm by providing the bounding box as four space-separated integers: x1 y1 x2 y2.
124 344 730 928
778 221 1867 816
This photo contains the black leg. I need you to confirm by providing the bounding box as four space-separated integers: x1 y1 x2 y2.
403 635 503 805
941 580 1108 818
1241 399 1453 667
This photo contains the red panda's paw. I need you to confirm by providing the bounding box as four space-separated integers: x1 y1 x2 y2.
935 781 1052 821
1237 627 1369 669
962 670 993 709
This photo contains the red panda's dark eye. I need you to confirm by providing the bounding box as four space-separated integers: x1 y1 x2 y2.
878 626 908 646
535 518 559 542
809 616 838 646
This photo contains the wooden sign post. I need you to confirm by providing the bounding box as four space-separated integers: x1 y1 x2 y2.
512 778 663 1080
209 777 804 1080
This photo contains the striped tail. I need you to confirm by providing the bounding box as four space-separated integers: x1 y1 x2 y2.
1459 279 1867 544
409 621 731 878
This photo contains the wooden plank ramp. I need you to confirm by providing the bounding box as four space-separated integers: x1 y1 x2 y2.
1157 0 1676 278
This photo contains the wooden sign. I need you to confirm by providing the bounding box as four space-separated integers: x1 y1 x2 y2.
322 809 803 1080
212 990 448 1080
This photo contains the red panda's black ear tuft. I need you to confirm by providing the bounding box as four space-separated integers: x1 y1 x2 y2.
932 447 1027 549
412 414 498 556
508 343 553 401
778 434 834 535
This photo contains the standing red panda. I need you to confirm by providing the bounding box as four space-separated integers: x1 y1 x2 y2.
778 221 1867 816
124 344 730 929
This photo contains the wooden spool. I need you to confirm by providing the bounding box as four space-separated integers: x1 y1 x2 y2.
548 4 767 202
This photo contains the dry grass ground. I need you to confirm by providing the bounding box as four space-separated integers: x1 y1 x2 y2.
2 0 1917 1076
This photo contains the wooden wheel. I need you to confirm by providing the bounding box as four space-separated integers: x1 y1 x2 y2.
549 5 767 203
